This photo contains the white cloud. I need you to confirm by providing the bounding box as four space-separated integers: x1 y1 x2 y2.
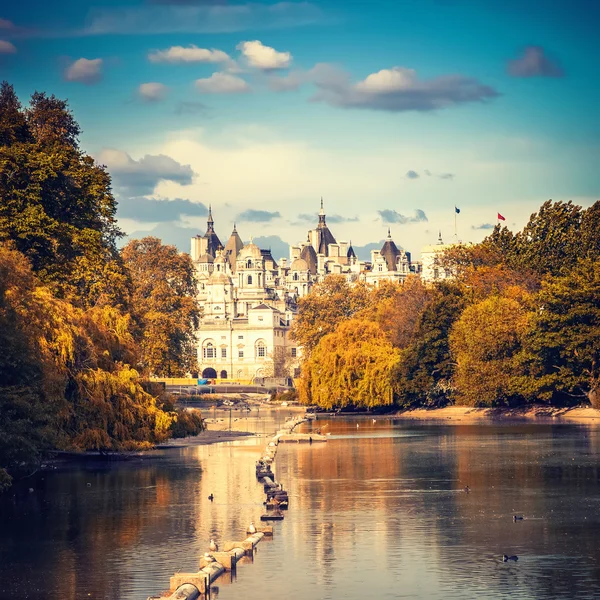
64 57 103 85
355 67 417 93
148 45 230 64
310 64 499 112
138 82 169 102
195 72 250 94
0 40 16 54
237 40 291 70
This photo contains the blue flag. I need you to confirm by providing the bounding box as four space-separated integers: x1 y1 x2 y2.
455 206 460 214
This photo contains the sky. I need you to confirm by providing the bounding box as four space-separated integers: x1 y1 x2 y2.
2 0 599 259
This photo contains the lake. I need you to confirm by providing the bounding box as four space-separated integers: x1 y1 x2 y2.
1 412 600 600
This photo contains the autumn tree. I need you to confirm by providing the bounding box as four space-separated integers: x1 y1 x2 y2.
449 294 531 407
0 82 129 307
121 237 200 377
291 275 371 356
298 319 399 409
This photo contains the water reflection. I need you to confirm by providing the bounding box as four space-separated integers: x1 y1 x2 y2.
1 415 600 600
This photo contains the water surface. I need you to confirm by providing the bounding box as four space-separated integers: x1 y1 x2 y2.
1 413 600 599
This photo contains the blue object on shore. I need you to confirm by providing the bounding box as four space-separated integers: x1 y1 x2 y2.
198 379 209 385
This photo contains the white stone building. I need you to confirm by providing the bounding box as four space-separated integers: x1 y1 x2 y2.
420 232 456 282
190 202 416 381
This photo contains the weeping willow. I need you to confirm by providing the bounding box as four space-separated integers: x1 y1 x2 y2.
299 319 400 409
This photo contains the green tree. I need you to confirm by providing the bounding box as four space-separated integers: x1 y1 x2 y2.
299 319 399 409
520 260 600 406
392 283 466 407
449 295 530 407
0 83 129 307
121 237 200 377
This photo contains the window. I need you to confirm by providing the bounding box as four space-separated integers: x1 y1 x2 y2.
238 335 244 340
220 370 228 379
246 259 252 268
247 275 253 285
293 273 299 281
221 348 227 358
256 341 266 358
238 349 244 358
291 347 297 358
203 342 216 359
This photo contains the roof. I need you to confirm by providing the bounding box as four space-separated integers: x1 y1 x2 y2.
380 232 401 271
300 244 318 274
347 244 356 259
239 242 262 260
208 271 232 284
197 253 214 263
251 303 277 311
290 257 308 271
224 226 244 269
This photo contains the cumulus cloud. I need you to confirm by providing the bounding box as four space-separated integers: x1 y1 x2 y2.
148 45 230 64
0 40 16 54
378 209 428 224
117 196 207 222
98 148 195 195
237 209 281 222
195 72 250 94
138 82 169 102
63 57 103 85
311 64 499 112
83 3 322 35
237 40 291 70
471 223 495 230
507 46 564 78
406 170 419 179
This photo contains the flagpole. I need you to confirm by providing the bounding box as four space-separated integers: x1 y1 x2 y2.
454 209 457 241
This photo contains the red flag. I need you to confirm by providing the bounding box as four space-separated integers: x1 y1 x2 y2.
498 213 506 221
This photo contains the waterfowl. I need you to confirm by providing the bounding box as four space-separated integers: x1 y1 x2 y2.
356 424 359 428
208 493 214 501
513 515 524 521
463 486 471 494
209 539 218 552
503 554 518 562
372 419 377 423
249 522 257 534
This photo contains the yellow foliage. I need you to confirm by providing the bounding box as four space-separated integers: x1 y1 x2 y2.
299 319 400 409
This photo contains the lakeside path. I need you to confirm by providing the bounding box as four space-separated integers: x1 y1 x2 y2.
394 405 600 423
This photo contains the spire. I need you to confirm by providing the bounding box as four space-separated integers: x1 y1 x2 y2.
318 197 326 225
232 222 237 233
320 196 324 214
387 227 391 239
207 204 214 231
438 230 443 245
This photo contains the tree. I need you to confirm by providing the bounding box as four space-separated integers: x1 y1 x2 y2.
0 83 129 307
291 275 371 356
121 237 200 377
449 295 530 407
298 319 399 409
519 260 600 406
392 283 466 407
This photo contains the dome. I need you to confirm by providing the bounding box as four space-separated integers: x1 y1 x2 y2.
290 258 308 271
197 253 214 263
214 254 227 264
208 271 232 284
239 242 262 260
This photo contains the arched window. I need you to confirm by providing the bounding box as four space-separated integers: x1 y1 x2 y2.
293 273 299 281
220 370 228 379
203 342 216 359
256 340 266 358
246 259 252 268
247 275 253 285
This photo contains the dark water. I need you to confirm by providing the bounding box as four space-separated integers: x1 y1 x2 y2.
2 413 600 600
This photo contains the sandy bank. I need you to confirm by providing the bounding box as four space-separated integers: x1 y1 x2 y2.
395 405 600 424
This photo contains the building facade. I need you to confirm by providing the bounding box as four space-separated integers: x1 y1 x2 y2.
191 202 415 381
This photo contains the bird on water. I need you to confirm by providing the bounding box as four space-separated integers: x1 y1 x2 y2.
208 493 214 501
209 539 218 552
463 485 471 494
503 555 518 562
513 515 524 521
249 522 257 534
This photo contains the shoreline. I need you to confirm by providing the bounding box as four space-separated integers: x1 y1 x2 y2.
392 405 600 424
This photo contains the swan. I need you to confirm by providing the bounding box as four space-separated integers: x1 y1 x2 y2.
249 522 257 534
209 539 218 552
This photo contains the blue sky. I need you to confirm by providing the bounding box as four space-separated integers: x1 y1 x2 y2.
2 0 599 257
